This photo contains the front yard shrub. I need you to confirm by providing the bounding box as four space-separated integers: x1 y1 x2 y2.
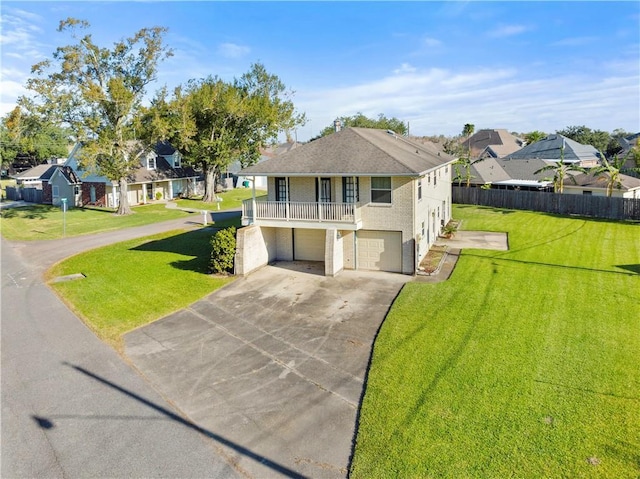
210 226 236 274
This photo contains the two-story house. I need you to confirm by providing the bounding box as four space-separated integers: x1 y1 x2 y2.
64 141 199 207
237 127 456 276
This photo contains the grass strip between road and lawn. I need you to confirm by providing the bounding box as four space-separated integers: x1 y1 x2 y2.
175 188 266 211
0 188 254 241
0 204 192 241
47 227 234 351
350 205 640 479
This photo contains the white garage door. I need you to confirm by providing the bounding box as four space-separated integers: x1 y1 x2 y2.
294 229 325 261
357 230 402 272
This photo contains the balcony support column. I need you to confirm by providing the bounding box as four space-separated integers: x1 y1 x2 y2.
251 176 256 225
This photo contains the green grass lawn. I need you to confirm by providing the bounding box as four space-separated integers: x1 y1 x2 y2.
0 204 193 241
47 227 233 350
351 205 640 479
176 187 266 211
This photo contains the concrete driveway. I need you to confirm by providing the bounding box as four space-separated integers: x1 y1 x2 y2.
125 262 410 478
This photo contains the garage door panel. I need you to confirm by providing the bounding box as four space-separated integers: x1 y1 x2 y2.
294 229 325 261
357 230 402 272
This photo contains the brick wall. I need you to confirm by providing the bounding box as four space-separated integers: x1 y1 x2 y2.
82 182 106 206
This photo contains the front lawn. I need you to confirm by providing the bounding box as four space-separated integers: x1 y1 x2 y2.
176 187 266 211
47 227 233 350
351 206 639 478
0 204 192 241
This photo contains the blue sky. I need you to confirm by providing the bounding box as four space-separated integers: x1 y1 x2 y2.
1 1 638 141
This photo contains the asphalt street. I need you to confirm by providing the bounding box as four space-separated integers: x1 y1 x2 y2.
1 210 243 478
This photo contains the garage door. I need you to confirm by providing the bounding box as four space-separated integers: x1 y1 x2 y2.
357 230 402 272
294 229 325 261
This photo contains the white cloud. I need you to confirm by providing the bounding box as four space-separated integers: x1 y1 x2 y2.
293 64 639 140
217 42 250 59
0 79 28 113
551 36 598 47
393 63 417 75
488 24 529 38
0 7 50 115
422 37 442 48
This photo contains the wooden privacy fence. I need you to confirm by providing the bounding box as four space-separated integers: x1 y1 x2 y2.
452 187 640 221
5 186 43 203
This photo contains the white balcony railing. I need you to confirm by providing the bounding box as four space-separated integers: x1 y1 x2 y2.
242 198 360 225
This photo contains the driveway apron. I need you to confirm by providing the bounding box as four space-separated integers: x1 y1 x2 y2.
124 262 411 478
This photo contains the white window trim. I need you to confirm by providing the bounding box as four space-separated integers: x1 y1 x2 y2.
370 176 392 205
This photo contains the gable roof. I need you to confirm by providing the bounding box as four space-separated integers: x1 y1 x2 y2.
155 141 178 156
50 166 82 185
14 164 56 180
128 156 198 183
469 158 552 186
240 127 455 177
462 129 525 158
505 134 600 163
65 142 198 184
568 171 640 191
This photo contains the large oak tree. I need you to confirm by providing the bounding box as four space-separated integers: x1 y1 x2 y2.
141 63 305 202
21 18 172 215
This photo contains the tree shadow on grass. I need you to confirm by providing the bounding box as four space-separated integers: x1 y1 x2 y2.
616 264 640 274
464 253 640 277
131 228 216 275
2 204 53 220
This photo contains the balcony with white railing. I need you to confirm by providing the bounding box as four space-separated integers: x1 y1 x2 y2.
242 198 362 230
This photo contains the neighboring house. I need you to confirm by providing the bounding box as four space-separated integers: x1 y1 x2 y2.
466 157 640 197
467 157 554 191
43 166 82 207
65 141 200 207
505 134 601 167
231 142 301 190
12 164 55 187
618 133 639 175
461 129 526 158
237 127 456 277
563 172 640 198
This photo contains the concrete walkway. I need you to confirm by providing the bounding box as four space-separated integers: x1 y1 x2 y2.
415 231 509 283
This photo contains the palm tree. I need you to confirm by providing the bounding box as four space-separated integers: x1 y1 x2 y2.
462 123 475 138
533 146 586 193
453 150 486 187
590 153 640 197
524 130 546 145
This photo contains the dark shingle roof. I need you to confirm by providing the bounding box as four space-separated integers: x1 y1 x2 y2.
58 166 81 184
128 156 198 183
469 158 560 185
240 127 455 177
570 171 640 191
462 129 525 158
505 134 600 162
155 141 177 156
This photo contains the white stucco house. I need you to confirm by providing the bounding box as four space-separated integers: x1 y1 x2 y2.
236 127 456 277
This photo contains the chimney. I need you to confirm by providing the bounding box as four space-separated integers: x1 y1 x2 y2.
334 119 342 132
